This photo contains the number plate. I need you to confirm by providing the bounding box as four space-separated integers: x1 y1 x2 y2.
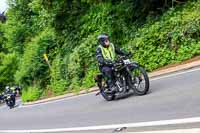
123 59 131 64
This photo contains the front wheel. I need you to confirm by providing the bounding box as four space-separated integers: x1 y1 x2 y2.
128 67 149 95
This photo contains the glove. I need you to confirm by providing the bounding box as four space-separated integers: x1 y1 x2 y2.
127 52 133 58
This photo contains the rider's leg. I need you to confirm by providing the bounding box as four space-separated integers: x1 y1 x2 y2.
101 66 114 91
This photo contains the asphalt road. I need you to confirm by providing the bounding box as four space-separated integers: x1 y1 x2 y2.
0 68 200 132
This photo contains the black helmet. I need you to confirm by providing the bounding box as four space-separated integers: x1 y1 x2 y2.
97 34 109 47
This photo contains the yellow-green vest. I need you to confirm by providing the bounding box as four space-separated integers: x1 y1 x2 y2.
99 43 115 61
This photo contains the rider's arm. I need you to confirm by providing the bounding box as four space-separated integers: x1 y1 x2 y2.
96 47 104 64
115 46 129 56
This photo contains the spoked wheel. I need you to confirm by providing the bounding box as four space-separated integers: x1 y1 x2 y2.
99 79 115 101
128 67 149 95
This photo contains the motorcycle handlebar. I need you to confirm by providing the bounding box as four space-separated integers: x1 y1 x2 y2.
114 55 129 63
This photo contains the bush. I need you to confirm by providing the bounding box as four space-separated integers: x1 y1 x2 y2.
15 28 56 87
82 67 99 89
22 86 42 102
0 53 18 86
126 1 200 71
48 79 67 95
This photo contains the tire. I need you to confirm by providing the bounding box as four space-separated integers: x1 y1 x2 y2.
6 101 9 107
7 101 12 108
100 87 115 101
128 67 149 95
13 98 15 107
96 76 115 101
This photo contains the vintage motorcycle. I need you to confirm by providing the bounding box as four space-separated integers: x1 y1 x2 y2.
95 55 149 101
4 92 16 109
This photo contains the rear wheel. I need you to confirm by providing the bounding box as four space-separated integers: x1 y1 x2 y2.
99 79 115 101
12 98 15 107
128 67 149 95
100 89 115 101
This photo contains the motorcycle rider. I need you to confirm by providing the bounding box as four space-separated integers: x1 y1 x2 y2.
4 86 16 108
14 86 22 96
96 33 131 93
5 86 12 94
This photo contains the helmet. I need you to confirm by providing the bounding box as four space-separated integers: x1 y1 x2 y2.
97 34 109 47
5 86 10 92
5 86 10 90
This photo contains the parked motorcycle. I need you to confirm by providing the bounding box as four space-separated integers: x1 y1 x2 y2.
95 55 149 101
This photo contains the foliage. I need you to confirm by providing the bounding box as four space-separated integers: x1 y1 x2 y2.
48 79 67 95
82 68 99 89
49 54 68 95
21 86 42 102
0 53 18 86
15 28 56 88
127 1 200 71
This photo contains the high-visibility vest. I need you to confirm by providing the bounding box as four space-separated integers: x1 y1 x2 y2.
99 43 115 61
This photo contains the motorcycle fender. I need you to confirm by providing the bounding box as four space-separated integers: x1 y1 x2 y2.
129 62 139 70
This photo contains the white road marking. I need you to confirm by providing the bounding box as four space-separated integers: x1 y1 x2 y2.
19 91 97 108
127 128 200 133
1 117 200 133
151 67 200 81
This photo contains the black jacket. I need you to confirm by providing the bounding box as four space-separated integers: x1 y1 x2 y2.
96 44 128 69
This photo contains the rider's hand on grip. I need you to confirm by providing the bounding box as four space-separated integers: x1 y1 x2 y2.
127 52 133 58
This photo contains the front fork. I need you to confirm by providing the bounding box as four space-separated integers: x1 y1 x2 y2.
125 62 140 85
